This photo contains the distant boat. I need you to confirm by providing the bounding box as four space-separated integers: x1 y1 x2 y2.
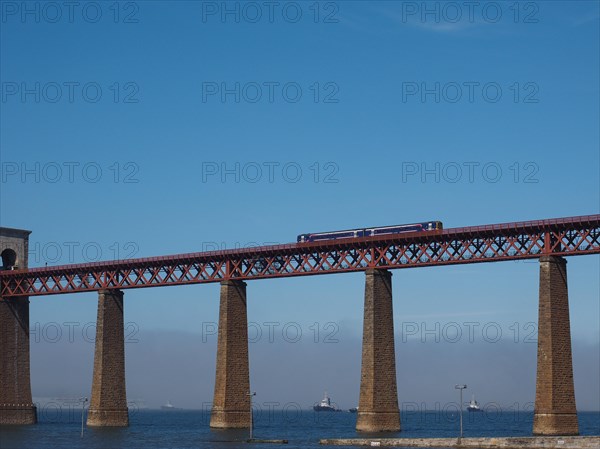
313 392 340 412
349 407 358 413
161 400 177 410
467 395 482 412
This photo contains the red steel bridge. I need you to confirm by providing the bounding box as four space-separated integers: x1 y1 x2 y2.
1 213 599 434
1 214 599 297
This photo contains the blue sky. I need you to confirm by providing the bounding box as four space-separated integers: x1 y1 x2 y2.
1 1 599 408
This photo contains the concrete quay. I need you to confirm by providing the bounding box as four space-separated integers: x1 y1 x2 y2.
320 436 600 448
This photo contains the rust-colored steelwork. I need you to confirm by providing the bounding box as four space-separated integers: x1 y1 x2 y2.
1 215 599 298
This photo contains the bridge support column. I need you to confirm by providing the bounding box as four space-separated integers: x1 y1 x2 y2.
356 269 401 432
533 256 578 435
87 289 128 427
0 296 37 424
210 280 251 428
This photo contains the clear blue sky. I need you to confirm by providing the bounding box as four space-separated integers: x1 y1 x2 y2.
1 1 599 409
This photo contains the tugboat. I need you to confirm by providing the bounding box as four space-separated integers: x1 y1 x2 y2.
161 400 176 410
467 395 482 412
313 392 340 412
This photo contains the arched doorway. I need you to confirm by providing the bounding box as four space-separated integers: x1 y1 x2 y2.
1 248 18 270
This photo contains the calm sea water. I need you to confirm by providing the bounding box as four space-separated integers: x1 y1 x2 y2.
1 410 598 449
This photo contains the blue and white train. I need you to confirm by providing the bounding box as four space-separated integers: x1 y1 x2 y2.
297 221 443 243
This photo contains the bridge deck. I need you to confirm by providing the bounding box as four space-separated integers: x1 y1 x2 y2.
1 214 599 297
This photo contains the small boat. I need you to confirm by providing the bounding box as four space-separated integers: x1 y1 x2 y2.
349 407 358 413
313 392 340 412
467 395 482 412
161 400 176 410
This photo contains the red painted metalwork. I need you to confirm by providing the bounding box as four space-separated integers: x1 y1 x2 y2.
1 214 599 297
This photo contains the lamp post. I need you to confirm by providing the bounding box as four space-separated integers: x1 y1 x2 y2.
247 392 256 441
454 385 467 441
79 397 88 438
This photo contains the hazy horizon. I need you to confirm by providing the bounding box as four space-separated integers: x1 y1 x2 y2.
30 323 600 412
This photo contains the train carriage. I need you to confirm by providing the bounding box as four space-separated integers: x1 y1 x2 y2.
297 221 442 243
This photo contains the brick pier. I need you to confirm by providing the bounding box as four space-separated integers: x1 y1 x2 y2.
87 289 129 427
356 269 401 432
210 280 251 428
533 256 578 435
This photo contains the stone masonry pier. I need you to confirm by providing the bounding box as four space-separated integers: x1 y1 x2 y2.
0 296 37 424
87 289 129 426
0 227 36 425
533 256 578 435
210 280 251 428
356 269 401 432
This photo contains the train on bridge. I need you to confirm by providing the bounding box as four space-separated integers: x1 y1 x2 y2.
297 221 443 243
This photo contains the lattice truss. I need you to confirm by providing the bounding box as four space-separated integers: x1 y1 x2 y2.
1 215 599 297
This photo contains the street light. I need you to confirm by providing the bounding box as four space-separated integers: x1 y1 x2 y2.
79 397 88 438
454 385 467 441
247 392 256 441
